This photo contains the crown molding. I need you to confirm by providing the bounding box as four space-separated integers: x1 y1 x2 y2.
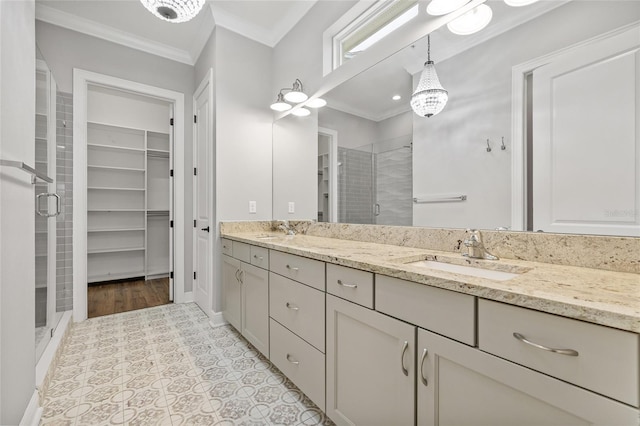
327 99 411 123
35 3 196 65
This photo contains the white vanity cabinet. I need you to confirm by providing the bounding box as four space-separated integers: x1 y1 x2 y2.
417 328 638 425
326 294 415 426
221 240 269 358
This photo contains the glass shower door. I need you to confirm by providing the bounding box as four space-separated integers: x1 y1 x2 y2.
35 60 59 361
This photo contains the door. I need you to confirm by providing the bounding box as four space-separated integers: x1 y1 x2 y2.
241 262 269 357
35 61 59 361
532 25 640 236
417 328 637 425
221 254 241 330
326 294 415 426
193 74 213 312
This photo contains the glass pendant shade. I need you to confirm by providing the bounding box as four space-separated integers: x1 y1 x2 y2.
270 93 292 112
447 4 493 35
504 0 539 6
291 107 311 117
411 61 448 117
426 0 471 16
141 0 205 23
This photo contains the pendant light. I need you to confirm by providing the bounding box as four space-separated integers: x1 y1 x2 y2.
410 35 448 118
140 0 205 23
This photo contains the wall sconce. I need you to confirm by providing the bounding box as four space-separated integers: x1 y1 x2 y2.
270 79 326 114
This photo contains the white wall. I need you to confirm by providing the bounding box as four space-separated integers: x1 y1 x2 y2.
272 112 318 220
0 0 36 423
376 111 412 151
412 1 640 230
35 21 196 292
319 107 377 150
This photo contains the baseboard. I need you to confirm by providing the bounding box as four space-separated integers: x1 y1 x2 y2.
19 391 42 426
208 311 227 328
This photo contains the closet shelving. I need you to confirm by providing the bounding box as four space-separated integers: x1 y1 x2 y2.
87 122 170 283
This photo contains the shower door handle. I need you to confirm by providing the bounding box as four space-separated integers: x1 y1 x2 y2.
36 193 61 217
374 203 380 216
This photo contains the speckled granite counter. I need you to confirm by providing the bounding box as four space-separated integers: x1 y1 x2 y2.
221 228 640 334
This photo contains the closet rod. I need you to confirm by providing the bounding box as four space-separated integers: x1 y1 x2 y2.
0 159 53 184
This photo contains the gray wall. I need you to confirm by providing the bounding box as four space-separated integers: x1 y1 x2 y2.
35 21 196 293
0 0 37 422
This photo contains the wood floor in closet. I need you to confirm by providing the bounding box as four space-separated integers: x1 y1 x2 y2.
88 278 170 318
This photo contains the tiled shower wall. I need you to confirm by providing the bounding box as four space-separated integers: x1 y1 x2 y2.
56 91 73 312
338 147 374 224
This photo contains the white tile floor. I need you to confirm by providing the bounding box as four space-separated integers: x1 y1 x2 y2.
41 303 333 426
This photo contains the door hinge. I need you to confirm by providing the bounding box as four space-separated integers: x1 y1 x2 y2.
193 167 197 176
170 118 174 126
170 271 174 279
193 272 197 280
170 169 174 177
170 220 174 228
194 115 197 123
194 220 197 227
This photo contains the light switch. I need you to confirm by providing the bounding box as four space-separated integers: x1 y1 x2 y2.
288 202 295 214
249 201 257 214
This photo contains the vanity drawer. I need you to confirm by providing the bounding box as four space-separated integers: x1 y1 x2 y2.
270 251 325 291
375 275 475 346
231 241 251 263
326 264 374 308
221 238 233 256
478 299 639 407
250 246 269 269
269 319 325 411
269 272 325 352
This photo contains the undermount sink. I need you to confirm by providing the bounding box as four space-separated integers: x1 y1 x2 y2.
403 256 530 281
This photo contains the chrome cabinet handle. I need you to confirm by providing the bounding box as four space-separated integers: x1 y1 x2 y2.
239 270 244 284
286 354 299 365
337 279 357 289
253 255 263 260
400 341 409 376
285 302 299 311
419 348 428 386
36 192 61 217
513 333 579 356
234 269 240 282
286 264 299 271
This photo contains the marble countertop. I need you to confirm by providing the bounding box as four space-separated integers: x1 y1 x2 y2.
221 231 640 334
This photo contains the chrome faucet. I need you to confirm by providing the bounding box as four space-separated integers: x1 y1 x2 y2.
277 220 296 236
463 229 498 260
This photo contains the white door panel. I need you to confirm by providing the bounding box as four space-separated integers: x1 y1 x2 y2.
533 25 640 236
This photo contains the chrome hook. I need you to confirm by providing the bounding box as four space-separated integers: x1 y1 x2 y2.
486 139 492 152
501 136 506 150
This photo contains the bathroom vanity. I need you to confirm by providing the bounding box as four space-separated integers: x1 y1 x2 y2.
220 221 639 425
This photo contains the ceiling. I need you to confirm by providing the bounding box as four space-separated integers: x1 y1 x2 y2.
35 0 318 65
324 0 568 122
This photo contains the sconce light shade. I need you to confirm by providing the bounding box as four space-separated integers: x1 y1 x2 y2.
504 0 539 6
270 93 292 111
283 79 308 103
140 0 205 23
411 35 448 118
447 4 493 35
426 0 471 16
306 98 327 108
291 107 311 117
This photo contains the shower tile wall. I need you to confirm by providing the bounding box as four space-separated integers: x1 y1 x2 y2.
375 147 412 226
56 91 73 312
338 147 374 224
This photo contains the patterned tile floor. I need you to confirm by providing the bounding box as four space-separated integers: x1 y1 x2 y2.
41 303 333 426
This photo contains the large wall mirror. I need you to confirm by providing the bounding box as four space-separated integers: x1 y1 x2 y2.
277 0 640 237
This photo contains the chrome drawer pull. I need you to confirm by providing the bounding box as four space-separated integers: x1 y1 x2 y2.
419 348 428 386
337 279 358 289
286 264 299 271
253 255 263 260
400 341 409 376
286 302 299 311
286 354 300 365
513 333 579 356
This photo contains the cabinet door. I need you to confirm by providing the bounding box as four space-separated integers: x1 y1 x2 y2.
242 262 269 358
417 328 638 426
221 254 241 331
326 295 415 426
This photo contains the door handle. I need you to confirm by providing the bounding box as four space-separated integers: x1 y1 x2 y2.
201 226 210 232
36 193 61 217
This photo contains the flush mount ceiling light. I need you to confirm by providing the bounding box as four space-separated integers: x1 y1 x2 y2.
306 98 327 108
392 95 402 101
140 0 205 23
410 35 448 118
426 0 471 16
291 108 311 117
504 0 539 6
447 4 493 35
